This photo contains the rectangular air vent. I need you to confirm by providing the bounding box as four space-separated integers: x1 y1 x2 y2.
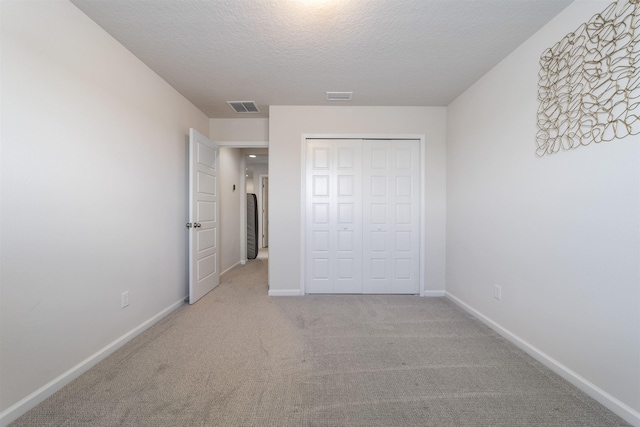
326 92 353 101
227 101 259 113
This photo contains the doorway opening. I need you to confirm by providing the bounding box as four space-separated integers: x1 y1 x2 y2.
211 144 269 293
243 149 269 261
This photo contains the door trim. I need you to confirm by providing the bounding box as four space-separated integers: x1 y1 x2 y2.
300 133 426 296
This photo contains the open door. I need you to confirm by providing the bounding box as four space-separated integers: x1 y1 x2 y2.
188 129 219 304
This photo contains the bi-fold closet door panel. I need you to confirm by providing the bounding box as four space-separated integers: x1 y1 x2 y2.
362 140 420 294
306 138 419 294
306 140 363 294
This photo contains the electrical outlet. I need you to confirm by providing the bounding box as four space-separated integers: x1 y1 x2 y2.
121 291 130 308
494 285 502 301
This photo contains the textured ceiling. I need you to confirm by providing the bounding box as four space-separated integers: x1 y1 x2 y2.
70 0 573 118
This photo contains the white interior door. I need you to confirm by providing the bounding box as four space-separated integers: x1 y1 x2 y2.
362 140 392 293
306 139 363 293
188 129 220 304
363 140 420 294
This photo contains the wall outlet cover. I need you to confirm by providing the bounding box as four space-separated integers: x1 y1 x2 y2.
121 291 130 308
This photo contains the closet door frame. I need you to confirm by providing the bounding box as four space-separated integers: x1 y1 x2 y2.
300 134 426 296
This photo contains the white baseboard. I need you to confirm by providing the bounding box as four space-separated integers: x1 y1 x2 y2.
445 292 640 427
0 298 186 427
268 289 303 297
422 290 445 297
221 260 242 276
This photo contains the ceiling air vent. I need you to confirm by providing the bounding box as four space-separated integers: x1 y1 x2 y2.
227 101 259 113
327 92 353 101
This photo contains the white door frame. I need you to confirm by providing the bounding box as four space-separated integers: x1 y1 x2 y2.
300 133 427 296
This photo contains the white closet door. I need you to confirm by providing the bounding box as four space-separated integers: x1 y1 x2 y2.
362 140 392 293
363 140 420 294
389 140 420 293
306 139 363 293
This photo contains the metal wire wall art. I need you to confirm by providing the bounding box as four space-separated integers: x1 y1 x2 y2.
536 0 640 156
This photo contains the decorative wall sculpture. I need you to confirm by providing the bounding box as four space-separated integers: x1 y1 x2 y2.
536 0 640 156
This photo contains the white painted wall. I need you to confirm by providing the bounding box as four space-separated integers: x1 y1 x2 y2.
268 106 447 295
0 0 209 421
446 0 640 422
219 148 243 274
210 118 268 144
251 164 269 195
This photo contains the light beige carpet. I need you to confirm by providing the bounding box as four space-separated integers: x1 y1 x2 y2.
11 251 629 426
